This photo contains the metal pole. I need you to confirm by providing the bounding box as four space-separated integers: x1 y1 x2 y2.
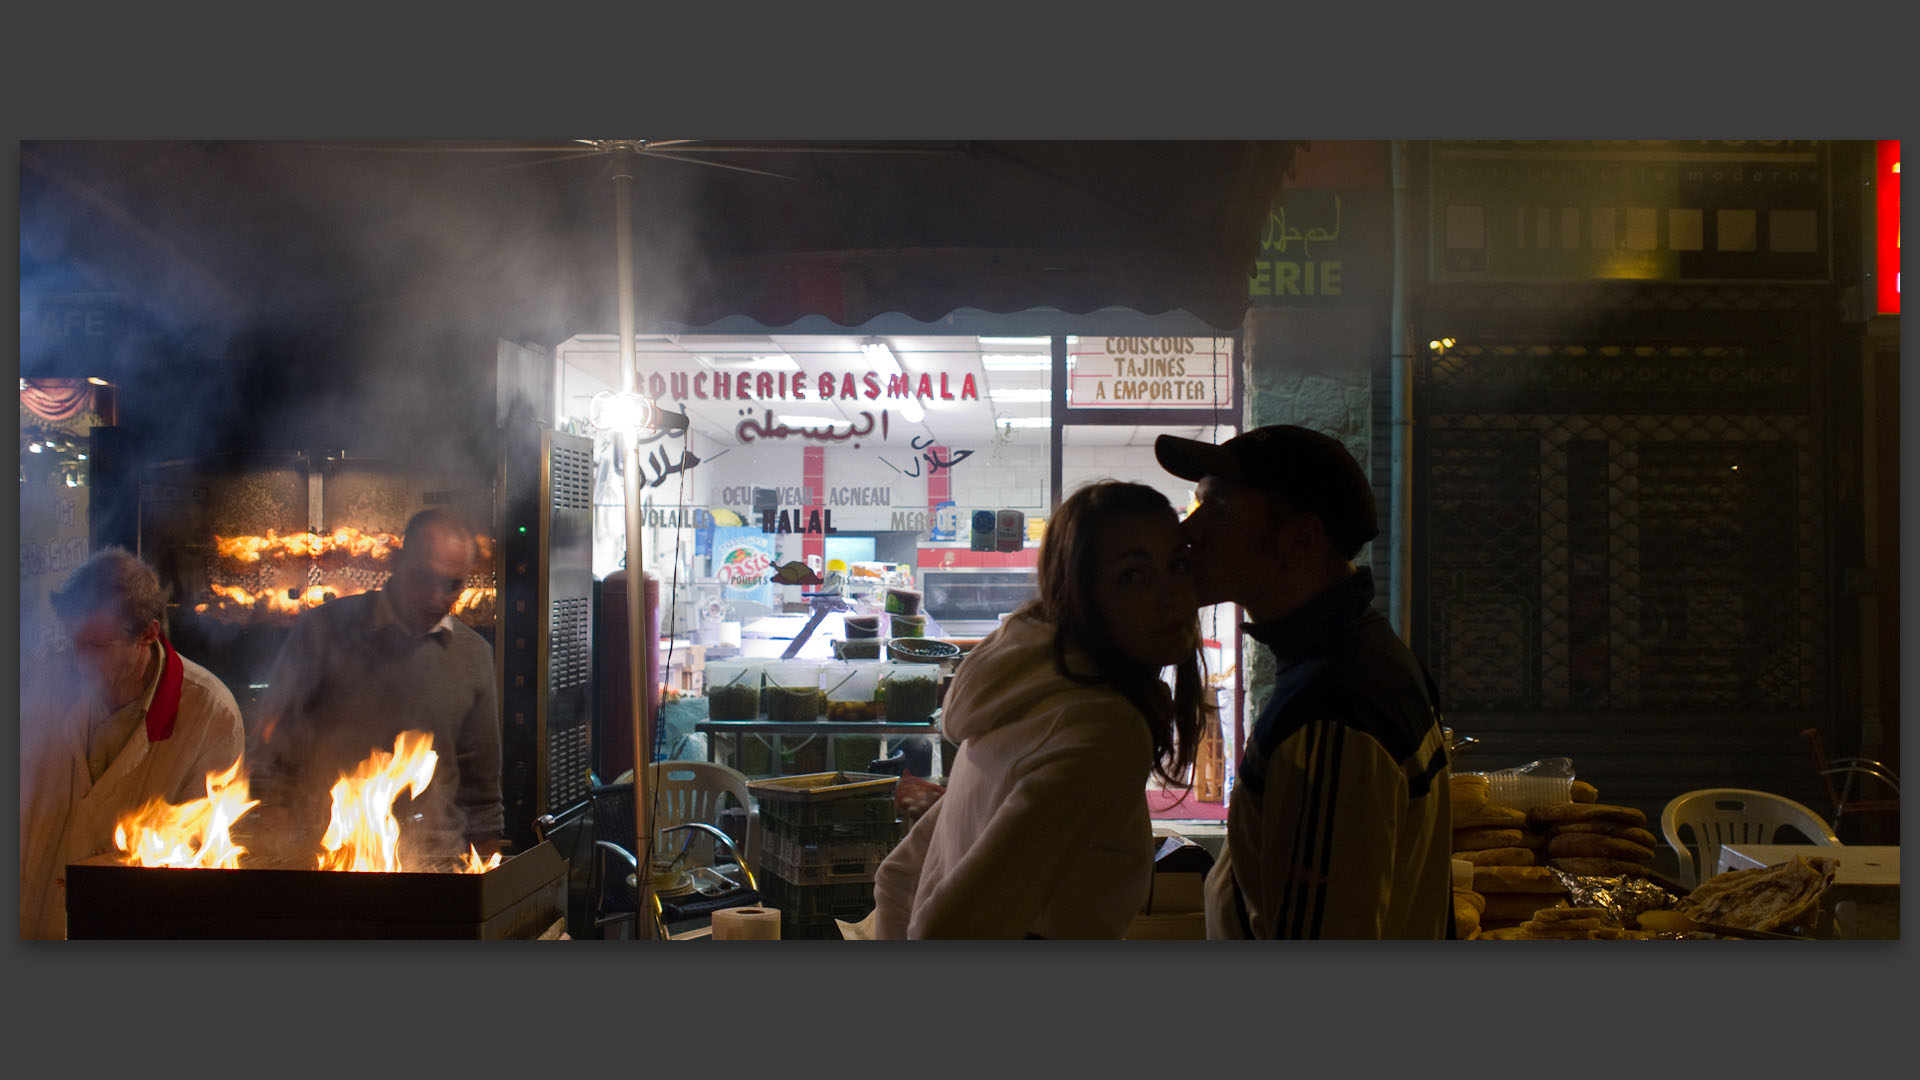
611 143 657 939
1388 141 1415 642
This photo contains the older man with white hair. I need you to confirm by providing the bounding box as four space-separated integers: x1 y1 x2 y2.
20 547 245 939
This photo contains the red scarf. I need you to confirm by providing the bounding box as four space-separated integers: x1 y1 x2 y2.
145 634 185 742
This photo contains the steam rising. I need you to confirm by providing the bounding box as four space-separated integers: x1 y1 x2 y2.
19 141 709 846
20 140 707 474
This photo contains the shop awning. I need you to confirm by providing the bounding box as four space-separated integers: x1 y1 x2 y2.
20 140 1301 352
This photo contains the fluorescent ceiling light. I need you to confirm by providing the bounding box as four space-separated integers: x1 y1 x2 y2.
977 336 1051 346
982 354 1052 371
986 388 1052 402
697 354 799 371
862 341 924 422
861 340 901 372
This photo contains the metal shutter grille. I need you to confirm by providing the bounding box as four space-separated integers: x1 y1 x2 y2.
1415 288 1829 715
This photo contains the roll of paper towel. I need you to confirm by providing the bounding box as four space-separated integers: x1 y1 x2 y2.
711 906 782 940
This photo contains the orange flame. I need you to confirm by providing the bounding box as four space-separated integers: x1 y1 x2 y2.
199 528 494 623
459 845 503 874
316 730 439 873
114 758 259 869
452 586 493 615
194 582 339 618
214 526 404 565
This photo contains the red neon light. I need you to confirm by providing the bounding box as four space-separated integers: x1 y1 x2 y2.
1877 140 1900 315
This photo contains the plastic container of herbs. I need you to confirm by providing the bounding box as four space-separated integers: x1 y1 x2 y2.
704 659 765 721
764 660 826 722
879 662 941 725
823 660 885 723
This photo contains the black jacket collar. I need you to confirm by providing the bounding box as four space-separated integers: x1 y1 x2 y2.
1243 567 1377 665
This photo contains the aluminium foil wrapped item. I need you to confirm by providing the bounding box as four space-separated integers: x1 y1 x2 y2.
1549 868 1683 926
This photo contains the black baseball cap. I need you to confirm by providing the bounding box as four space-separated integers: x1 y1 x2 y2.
1155 425 1379 558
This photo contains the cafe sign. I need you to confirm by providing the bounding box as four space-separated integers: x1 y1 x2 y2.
1429 140 1833 283
1067 336 1234 409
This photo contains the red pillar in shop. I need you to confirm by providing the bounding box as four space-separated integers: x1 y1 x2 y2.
803 446 826 569
925 443 951 527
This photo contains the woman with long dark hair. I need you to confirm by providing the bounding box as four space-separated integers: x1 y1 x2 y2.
869 480 1211 938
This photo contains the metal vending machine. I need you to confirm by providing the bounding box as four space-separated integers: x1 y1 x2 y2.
496 421 596 854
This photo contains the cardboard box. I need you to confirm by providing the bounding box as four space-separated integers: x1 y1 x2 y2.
1138 833 1214 914
1124 911 1206 940
1147 870 1206 914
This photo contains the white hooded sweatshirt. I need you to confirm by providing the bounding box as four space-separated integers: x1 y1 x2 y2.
870 612 1155 939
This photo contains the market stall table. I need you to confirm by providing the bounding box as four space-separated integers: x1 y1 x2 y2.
1715 843 1899 939
1714 844 1899 887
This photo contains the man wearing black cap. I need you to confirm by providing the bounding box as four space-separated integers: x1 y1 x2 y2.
1157 425 1451 938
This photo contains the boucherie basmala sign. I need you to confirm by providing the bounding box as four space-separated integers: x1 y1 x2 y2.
1067 337 1234 408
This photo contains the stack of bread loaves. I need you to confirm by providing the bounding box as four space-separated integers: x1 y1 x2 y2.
1452 881 1485 939
1448 773 1569 934
1526 799 1659 879
1453 773 1666 939
1478 906 1655 940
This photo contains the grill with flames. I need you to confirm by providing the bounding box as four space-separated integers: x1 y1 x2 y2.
189 525 497 626
66 844 567 939
136 451 499 710
67 732 567 939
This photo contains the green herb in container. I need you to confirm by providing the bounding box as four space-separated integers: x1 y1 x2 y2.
881 667 941 725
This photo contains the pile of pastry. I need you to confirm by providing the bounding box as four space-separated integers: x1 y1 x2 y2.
1449 773 1660 940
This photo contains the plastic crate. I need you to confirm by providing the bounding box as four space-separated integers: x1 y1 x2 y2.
756 811 904 847
756 869 877 922
750 772 901 831
757 842 888 887
780 914 851 940
763 832 896 876
758 802 902 840
749 770 899 803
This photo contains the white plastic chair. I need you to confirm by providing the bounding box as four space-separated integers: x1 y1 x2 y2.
1659 788 1839 890
624 761 757 869
593 761 759 939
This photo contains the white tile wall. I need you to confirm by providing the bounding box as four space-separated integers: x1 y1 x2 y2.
820 449 929 531
1062 445 1193 511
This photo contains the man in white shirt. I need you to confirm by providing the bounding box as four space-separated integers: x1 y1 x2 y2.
19 548 245 939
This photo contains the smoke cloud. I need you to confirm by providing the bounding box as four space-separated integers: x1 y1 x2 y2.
18 141 715 861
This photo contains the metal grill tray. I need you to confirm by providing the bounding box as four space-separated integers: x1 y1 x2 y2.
65 840 567 940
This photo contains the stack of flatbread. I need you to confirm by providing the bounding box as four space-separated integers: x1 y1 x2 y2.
1452 886 1486 940
1477 905 1655 940
1526 799 1660 879
1450 775 1574 934
1467 864 1574 933
1673 855 1838 934
1451 775 1542 870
